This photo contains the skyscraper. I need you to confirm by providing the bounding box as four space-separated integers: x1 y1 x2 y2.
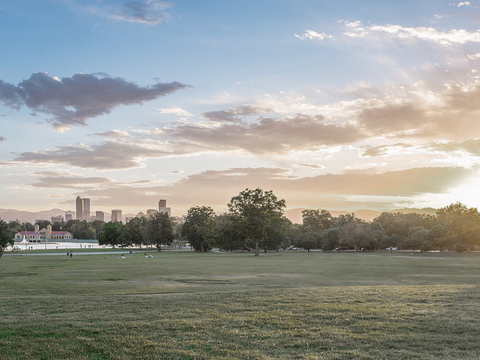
111 209 122 223
158 199 171 217
95 211 105 221
76 196 83 221
83 198 90 221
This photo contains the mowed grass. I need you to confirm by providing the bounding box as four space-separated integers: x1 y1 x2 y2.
1 251 480 359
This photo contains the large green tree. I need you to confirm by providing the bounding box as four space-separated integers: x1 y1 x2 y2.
436 202 480 252
214 214 244 251
227 188 286 256
63 220 97 239
119 217 146 247
302 209 334 233
98 221 123 248
181 206 216 252
147 212 174 251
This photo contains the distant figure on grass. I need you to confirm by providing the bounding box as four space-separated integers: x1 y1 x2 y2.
70 252 72 258
129 250 132 258
121 254 125 259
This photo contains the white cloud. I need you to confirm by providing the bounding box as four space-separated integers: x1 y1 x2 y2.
369 25 480 45
158 107 193 117
458 2 470 7
341 20 480 46
294 30 334 40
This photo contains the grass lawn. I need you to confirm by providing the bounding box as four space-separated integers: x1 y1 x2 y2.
1 251 480 359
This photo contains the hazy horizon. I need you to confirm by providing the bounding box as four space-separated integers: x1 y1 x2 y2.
1 1 480 215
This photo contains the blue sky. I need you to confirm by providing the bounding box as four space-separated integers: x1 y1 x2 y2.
2 0 480 216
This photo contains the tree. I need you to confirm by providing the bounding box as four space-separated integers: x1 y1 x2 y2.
51 221 64 231
321 227 341 252
147 212 174 251
436 202 480 252
428 224 450 251
227 188 286 256
296 232 318 252
98 221 123 248
373 212 438 238
401 229 429 252
63 220 97 239
214 214 245 251
119 217 145 247
262 216 289 252
91 220 106 238
0 219 14 257
181 206 216 252
302 209 334 233
35 220 51 230
337 214 367 252
8 220 23 235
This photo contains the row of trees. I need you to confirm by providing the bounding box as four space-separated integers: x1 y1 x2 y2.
294 203 480 253
98 212 175 250
178 195 480 255
1 188 480 257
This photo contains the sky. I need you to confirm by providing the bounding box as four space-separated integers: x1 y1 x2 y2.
2 0 480 217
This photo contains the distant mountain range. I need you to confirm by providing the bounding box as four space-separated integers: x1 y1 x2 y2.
0 207 437 224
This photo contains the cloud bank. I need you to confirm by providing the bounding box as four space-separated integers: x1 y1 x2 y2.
30 166 469 213
0 72 189 130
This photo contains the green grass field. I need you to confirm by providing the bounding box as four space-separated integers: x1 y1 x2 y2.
1 250 480 359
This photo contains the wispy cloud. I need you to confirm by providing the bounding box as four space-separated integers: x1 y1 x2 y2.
9 140 205 170
64 0 172 25
0 72 189 131
114 0 171 25
294 30 334 40
93 130 130 138
201 105 271 123
0 136 6 143
158 107 193 117
343 20 480 46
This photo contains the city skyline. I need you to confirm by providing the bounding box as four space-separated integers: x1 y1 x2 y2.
2 1 480 215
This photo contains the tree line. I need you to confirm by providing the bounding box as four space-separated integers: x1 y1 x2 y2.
1 189 480 257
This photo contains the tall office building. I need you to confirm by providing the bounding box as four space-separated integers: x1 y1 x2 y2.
111 209 122 222
65 211 75 222
158 199 171 217
95 211 105 222
76 196 83 221
83 198 90 221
